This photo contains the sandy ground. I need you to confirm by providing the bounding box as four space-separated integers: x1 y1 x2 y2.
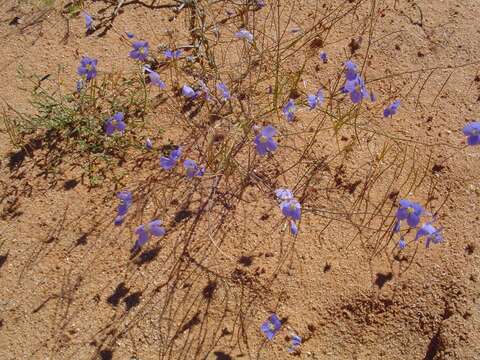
0 0 479 359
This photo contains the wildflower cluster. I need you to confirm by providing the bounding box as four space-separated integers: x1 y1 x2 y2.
394 199 443 249
71 15 478 298
68 9 480 353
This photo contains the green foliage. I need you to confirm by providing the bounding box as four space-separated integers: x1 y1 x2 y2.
3 67 156 185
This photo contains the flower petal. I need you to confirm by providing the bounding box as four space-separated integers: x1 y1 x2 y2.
261 125 276 138
407 214 420 228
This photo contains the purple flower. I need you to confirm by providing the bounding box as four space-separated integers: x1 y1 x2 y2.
235 29 253 43
129 41 149 61
217 82 231 100
463 121 480 146
76 79 84 93
183 159 205 179
83 11 93 31
163 49 182 60
145 138 153 150
341 60 372 104
393 220 401 233
144 67 166 89
182 84 196 99
77 56 97 81
126 32 135 39
275 188 293 201
344 76 369 104
282 99 296 122
289 220 298 235
396 199 424 228
307 89 324 109
260 314 281 340
281 199 301 221
320 51 328 63
160 147 182 170
415 222 443 247
383 99 401 118
114 191 132 225
114 215 125 226
133 220 166 251
255 0 266 9
105 112 126 136
117 191 132 216
254 125 277 156
398 237 406 249
344 60 358 81
288 334 302 353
